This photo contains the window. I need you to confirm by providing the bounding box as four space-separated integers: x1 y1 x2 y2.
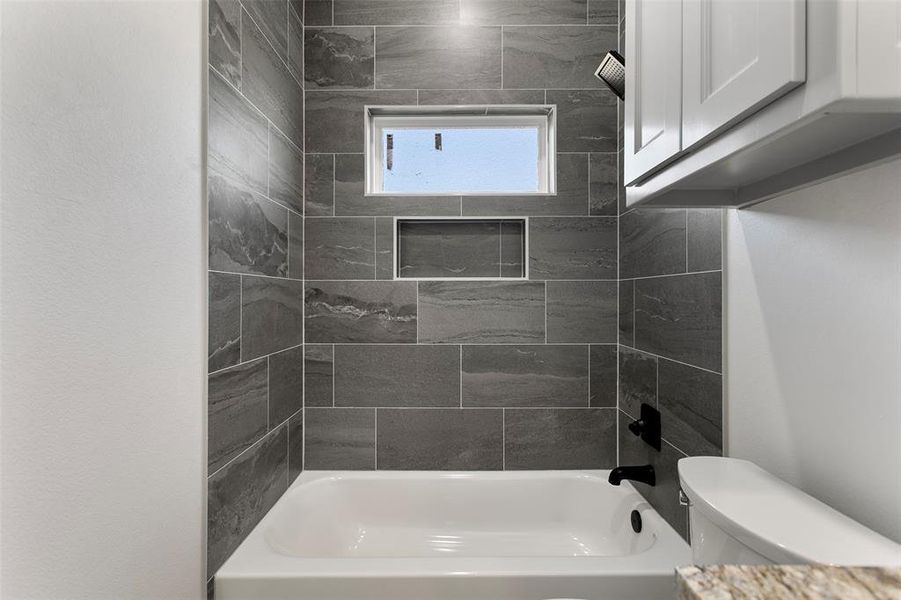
365 106 556 196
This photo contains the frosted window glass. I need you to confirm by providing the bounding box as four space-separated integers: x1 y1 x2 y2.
382 127 540 193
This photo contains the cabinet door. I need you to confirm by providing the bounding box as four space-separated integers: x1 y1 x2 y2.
682 0 806 149
624 0 683 185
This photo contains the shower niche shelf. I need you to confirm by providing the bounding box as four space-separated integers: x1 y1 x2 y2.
394 217 528 281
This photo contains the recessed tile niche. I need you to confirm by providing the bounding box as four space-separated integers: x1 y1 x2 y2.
395 218 527 280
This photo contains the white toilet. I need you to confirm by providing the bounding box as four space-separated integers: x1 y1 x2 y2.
678 456 901 566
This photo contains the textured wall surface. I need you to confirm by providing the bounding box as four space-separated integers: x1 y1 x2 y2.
726 158 901 544
1 2 206 598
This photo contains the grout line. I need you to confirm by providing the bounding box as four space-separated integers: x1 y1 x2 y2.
587 344 592 407
238 274 243 362
266 355 271 429
331 154 336 216
374 408 379 469
621 269 722 282
209 269 303 283
620 343 722 376
543 281 548 343
332 344 336 407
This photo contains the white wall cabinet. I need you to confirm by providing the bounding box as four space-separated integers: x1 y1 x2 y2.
624 0 901 207
623 0 683 184
681 0 806 149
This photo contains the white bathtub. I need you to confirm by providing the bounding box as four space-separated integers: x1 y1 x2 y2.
215 471 691 600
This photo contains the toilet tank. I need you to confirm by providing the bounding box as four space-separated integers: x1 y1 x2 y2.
678 457 901 566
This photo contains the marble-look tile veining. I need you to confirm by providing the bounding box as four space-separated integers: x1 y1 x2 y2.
208 425 288 576
304 217 375 280
241 276 306 360
303 345 334 407
304 281 417 343
419 281 546 343
208 357 269 473
529 217 617 280
304 407 375 469
546 280 617 343
305 27 374 89
208 175 288 277
462 345 589 407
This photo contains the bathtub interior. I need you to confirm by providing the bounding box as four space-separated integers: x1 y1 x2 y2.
262 471 659 559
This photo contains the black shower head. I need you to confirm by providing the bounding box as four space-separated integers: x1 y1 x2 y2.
595 50 625 101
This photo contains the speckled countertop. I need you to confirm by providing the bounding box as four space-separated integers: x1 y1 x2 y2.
676 565 901 600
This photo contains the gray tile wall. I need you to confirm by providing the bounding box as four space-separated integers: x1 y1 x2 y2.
205 1 724 584
301 0 620 477
207 0 305 581
615 2 724 540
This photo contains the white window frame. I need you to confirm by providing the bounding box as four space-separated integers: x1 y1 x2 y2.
393 216 530 281
364 105 557 196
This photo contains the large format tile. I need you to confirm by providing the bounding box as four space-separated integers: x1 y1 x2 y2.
208 358 269 472
334 0 459 25
419 281 545 343
268 126 304 213
305 0 332 25
305 27 374 89
241 276 305 360
208 425 287 576
687 209 723 272
462 345 588 407
243 0 289 58
418 89 545 105
268 344 304 425
304 345 334 406
304 281 417 342
504 408 616 469
377 409 503 470
304 217 375 279
209 68 268 195
305 154 335 216
288 212 303 279
209 175 289 277
658 358 723 456
548 90 618 152
589 153 618 215
589 344 617 407
210 0 241 88
334 345 460 407
546 281 617 343
242 9 305 148
529 217 617 279
618 346 657 418
503 26 615 89
375 217 394 279
397 220 502 278
334 154 461 215
619 411 688 540
375 26 502 89
588 0 618 23
634 272 722 372
305 90 416 152
304 407 375 469
288 413 303 482
462 153 589 216
461 0 586 24
209 272 241 371
619 279 635 346
620 209 686 278
288 4 304 80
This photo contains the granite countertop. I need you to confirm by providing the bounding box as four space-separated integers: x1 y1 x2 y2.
676 565 901 600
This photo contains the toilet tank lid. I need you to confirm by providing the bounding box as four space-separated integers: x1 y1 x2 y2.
678 457 901 566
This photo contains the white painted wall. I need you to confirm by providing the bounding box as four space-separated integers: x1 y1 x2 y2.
1 2 206 598
726 158 901 544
